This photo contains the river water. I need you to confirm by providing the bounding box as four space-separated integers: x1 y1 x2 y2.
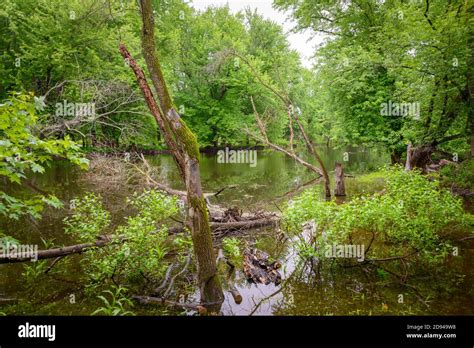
1 147 473 315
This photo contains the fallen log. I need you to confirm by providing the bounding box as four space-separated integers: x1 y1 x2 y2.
0 235 126 264
212 216 279 235
216 249 243 305
0 297 17 304
426 158 459 173
0 217 279 264
243 248 281 285
228 283 242 304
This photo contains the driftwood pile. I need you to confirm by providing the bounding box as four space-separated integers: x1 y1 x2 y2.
243 248 281 285
220 207 242 222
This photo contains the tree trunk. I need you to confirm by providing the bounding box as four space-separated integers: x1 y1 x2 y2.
322 169 331 198
471 122 474 158
120 0 224 311
182 151 223 306
468 7 474 157
334 162 346 196
405 142 413 171
409 144 436 172
390 148 404 165
290 110 331 198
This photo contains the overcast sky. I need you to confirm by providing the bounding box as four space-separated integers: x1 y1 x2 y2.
189 0 323 68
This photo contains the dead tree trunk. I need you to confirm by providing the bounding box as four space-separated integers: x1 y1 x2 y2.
249 97 328 197
334 162 346 197
288 106 331 198
233 51 331 198
405 142 413 171
119 0 223 310
406 142 437 172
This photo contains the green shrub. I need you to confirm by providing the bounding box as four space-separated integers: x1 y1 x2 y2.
64 189 181 291
0 92 87 221
64 193 111 242
222 237 241 264
439 159 474 192
284 166 474 265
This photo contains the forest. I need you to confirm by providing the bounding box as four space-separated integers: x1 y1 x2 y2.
0 0 473 318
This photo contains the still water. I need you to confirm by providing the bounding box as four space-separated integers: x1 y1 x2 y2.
1 147 473 315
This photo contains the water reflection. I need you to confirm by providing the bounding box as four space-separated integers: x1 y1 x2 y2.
5 147 471 315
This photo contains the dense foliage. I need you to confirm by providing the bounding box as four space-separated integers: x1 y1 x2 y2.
284 167 474 266
1 0 471 159
275 0 473 160
439 159 474 193
0 0 315 150
64 189 189 293
0 0 472 317
0 93 88 221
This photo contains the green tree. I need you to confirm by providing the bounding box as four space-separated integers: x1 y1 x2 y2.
0 92 88 222
275 0 473 164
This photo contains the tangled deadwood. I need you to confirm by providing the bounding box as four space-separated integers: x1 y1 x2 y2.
221 207 242 222
243 248 282 285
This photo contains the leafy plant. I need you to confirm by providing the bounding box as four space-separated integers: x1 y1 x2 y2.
22 260 48 286
0 93 88 221
65 189 181 291
284 167 474 267
376 268 388 280
0 234 20 247
222 237 242 266
91 286 135 316
64 193 111 242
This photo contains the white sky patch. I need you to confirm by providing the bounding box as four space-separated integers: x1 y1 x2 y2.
189 0 324 68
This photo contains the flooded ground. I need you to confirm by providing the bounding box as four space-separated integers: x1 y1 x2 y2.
1 147 473 315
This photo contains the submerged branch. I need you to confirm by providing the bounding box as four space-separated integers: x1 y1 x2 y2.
0 217 279 264
132 295 207 314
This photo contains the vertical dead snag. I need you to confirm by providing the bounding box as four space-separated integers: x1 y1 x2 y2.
405 141 413 171
119 0 223 310
334 162 346 197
